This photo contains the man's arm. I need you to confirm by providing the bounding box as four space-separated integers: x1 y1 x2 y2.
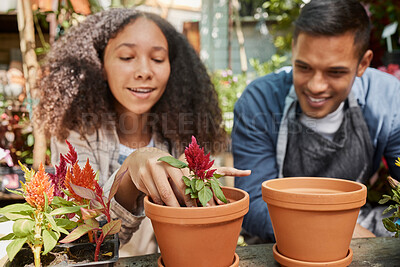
232 87 281 242
384 80 400 180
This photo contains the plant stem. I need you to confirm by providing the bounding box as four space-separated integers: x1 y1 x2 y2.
33 245 42 267
32 212 43 267
94 232 105 262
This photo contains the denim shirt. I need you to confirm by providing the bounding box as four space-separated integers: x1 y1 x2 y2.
232 67 400 242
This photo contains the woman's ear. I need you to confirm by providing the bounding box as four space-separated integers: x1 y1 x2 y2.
356 49 373 77
102 67 108 81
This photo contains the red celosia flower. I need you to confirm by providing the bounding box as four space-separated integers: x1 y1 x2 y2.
64 140 78 165
25 163 54 211
64 159 96 203
184 136 216 180
49 154 68 197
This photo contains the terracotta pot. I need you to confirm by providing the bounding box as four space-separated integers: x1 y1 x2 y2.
144 186 249 267
262 177 367 265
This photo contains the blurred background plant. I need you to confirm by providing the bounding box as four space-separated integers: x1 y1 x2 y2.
212 54 288 133
378 64 400 80
0 100 36 166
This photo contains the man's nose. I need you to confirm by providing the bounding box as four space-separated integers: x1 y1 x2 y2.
307 72 328 94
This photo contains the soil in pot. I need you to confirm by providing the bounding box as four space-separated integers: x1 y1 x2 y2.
6 237 118 267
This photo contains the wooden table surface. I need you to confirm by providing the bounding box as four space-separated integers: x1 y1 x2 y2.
115 237 400 267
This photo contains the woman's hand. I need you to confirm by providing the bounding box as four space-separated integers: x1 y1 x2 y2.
114 147 251 211
115 147 196 209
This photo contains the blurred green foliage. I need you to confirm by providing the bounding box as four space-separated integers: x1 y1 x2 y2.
212 55 288 134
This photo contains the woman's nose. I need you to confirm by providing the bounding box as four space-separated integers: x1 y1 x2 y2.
307 72 328 94
134 59 153 80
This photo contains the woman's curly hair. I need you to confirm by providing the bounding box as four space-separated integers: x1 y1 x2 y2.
36 8 227 154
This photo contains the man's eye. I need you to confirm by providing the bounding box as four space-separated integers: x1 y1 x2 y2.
296 65 309 71
329 70 347 76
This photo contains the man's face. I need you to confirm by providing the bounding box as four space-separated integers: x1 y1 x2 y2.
292 32 371 118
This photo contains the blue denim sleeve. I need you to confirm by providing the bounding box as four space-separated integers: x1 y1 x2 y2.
231 83 282 242
383 79 400 180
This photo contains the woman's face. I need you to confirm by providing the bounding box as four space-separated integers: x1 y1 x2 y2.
103 17 170 116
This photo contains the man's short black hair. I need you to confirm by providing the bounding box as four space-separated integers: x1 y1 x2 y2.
293 0 371 60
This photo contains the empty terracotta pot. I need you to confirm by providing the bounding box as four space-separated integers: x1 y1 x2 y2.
144 186 249 267
262 177 367 265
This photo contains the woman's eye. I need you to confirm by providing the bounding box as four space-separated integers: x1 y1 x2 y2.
119 57 133 61
153 58 164 63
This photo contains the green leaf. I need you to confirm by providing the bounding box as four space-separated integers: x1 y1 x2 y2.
7 237 27 262
44 192 50 212
210 179 228 204
2 213 32 221
383 217 397 232
378 195 392 204
85 218 99 229
13 219 35 237
213 173 223 179
185 187 193 195
190 192 198 199
0 233 15 241
190 178 197 192
198 186 213 207
50 206 84 216
382 205 397 215
52 196 75 207
102 220 122 236
5 188 23 196
195 179 205 191
158 156 188 169
81 208 102 220
60 224 96 243
55 218 77 230
43 229 58 255
44 213 67 235
0 216 10 223
0 203 34 214
69 183 97 200
182 176 191 187
90 199 104 210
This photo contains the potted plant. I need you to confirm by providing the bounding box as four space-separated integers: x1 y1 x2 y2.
378 157 400 237
0 141 122 266
144 136 249 267
262 177 367 266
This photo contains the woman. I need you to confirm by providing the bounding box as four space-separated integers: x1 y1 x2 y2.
36 8 250 256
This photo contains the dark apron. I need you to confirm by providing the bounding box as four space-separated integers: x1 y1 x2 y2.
282 93 374 184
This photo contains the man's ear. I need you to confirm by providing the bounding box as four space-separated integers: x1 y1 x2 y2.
356 49 373 77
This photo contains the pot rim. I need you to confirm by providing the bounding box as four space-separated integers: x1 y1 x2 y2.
262 177 367 206
144 186 249 223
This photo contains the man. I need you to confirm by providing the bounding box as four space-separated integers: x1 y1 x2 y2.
232 0 400 242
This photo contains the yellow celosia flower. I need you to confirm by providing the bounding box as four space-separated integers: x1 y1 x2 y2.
395 157 400 167
25 163 54 211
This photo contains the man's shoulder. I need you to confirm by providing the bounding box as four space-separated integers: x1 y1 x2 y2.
237 67 293 108
247 67 293 93
354 67 400 96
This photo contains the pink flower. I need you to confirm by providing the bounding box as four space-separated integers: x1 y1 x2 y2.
378 64 400 80
0 148 13 167
184 136 216 180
